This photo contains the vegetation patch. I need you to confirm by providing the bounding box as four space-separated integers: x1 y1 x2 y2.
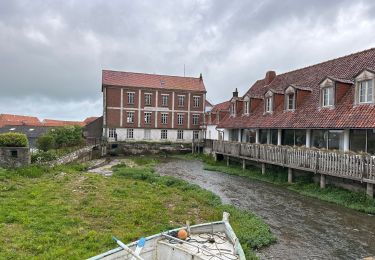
0 132 29 147
180 154 375 214
0 157 274 259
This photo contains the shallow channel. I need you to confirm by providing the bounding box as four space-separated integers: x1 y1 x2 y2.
155 159 375 260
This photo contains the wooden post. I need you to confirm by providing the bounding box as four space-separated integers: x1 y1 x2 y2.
226 156 230 166
320 174 326 189
288 168 293 183
261 163 266 175
242 159 246 171
214 153 218 162
367 183 374 198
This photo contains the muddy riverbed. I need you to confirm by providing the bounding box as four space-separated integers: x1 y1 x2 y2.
155 159 375 260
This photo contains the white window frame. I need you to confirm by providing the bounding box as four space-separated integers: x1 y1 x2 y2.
322 87 334 107
144 93 152 106
192 114 199 125
127 92 135 104
178 95 185 107
161 113 168 124
359 80 373 104
177 114 184 125
193 96 200 108
265 97 273 112
193 130 199 140
244 101 249 114
144 129 151 140
286 93 295 110
144 112 152 124
127 111 135 123
161 129 168 140
161 94 169 106
126 128 134 139
177 130 184 140
109 128 116 138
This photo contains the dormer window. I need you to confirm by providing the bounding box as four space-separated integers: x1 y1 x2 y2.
243 96 250 115
265 97 272 112
231 103 235 116
286 93 295 110
322 87 334 107
359 80 373 103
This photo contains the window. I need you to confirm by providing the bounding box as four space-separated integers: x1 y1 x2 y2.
144 129 151 140
193 130 199 140
161 94 169 106
350 129 375 154
177 114 184 125
127 111 135 123
265 97 273 112
193 96 200 107
127 92 135 104
109 128 116 138
192 114 199 125
312 129 344 150
178 95 185 107
126 129 134 139
286 93 295 110
144 93 152 106
359 80 373 103
161 129 168 140
177 130 184 140
282 129 306 146
231 103 235 115
322 87 334 107
244 101 249 114
11 150 18 158
144 112 151 124
259 129 268 144
161 113 168 124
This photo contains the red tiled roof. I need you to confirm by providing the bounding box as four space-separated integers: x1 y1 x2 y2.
211 101 231 113
219 48 375 129
42 119 85 127
84 117 99 124
102 70 206 92
205 100 213 107
0 114 42 127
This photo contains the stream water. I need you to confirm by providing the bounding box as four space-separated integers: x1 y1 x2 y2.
155 159 375 260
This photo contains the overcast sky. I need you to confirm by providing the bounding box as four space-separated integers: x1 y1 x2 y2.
1 0 375 120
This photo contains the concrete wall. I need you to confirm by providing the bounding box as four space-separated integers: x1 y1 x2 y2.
0 147 30 168
47 146 94 166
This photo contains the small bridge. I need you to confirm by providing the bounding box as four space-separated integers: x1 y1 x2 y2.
210 140 375 198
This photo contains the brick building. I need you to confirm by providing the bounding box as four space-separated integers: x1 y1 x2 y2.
204 101 230 140
102 70 206 142
218 48 375 154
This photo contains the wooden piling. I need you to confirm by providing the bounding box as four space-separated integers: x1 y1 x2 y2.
288 168 293 183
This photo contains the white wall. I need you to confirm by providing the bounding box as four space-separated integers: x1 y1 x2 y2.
206 125 220 140
105 128 196 142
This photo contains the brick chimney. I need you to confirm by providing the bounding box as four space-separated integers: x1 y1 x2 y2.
233 88 238 98
265 71 276 85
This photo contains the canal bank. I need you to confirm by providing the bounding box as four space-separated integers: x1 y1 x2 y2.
155 158 375 259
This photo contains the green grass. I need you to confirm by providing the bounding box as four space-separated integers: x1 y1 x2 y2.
180 154 375 214
0 158 274 259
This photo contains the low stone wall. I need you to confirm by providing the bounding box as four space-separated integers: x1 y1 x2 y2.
108 142 192 155
0 147 30 168
48 146 94 166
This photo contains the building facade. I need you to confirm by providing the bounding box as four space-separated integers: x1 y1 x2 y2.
218 48 375 154
204 101 230 140
102 70 206 142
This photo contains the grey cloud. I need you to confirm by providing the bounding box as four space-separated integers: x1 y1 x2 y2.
1 0 375 120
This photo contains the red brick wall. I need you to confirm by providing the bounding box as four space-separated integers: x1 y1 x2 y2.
140 111 155 128
274 94 284 111
158 91 173 109
190 113 201 129
250 99 262 112
157 111 172 128
296 90 309 107
106 88 121 107
122 110 138 128
106 109 120 127
174 92 188 111
141 90 156 107
336 83 351 103
123 88 139 109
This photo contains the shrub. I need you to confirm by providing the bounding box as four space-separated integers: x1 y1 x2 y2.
36 135 55 151
0 132 29 147
31 150 58 163
48 126 84 148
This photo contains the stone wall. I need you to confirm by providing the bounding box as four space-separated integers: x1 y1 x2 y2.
108 142 192 155
48 146 94 166
0 147 30 168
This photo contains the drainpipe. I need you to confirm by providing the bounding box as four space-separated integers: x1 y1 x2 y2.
255 129 260 144
277 129 282 146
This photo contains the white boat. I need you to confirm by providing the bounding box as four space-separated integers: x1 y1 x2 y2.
89 212 246 260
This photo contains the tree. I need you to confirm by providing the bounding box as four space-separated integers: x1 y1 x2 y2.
36 134 55 151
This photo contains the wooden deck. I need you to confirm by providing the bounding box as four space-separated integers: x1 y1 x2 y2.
212 140 375 184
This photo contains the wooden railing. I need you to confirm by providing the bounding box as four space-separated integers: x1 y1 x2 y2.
213 141 375 183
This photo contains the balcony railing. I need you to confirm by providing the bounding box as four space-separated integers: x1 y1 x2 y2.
212 140 375 183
